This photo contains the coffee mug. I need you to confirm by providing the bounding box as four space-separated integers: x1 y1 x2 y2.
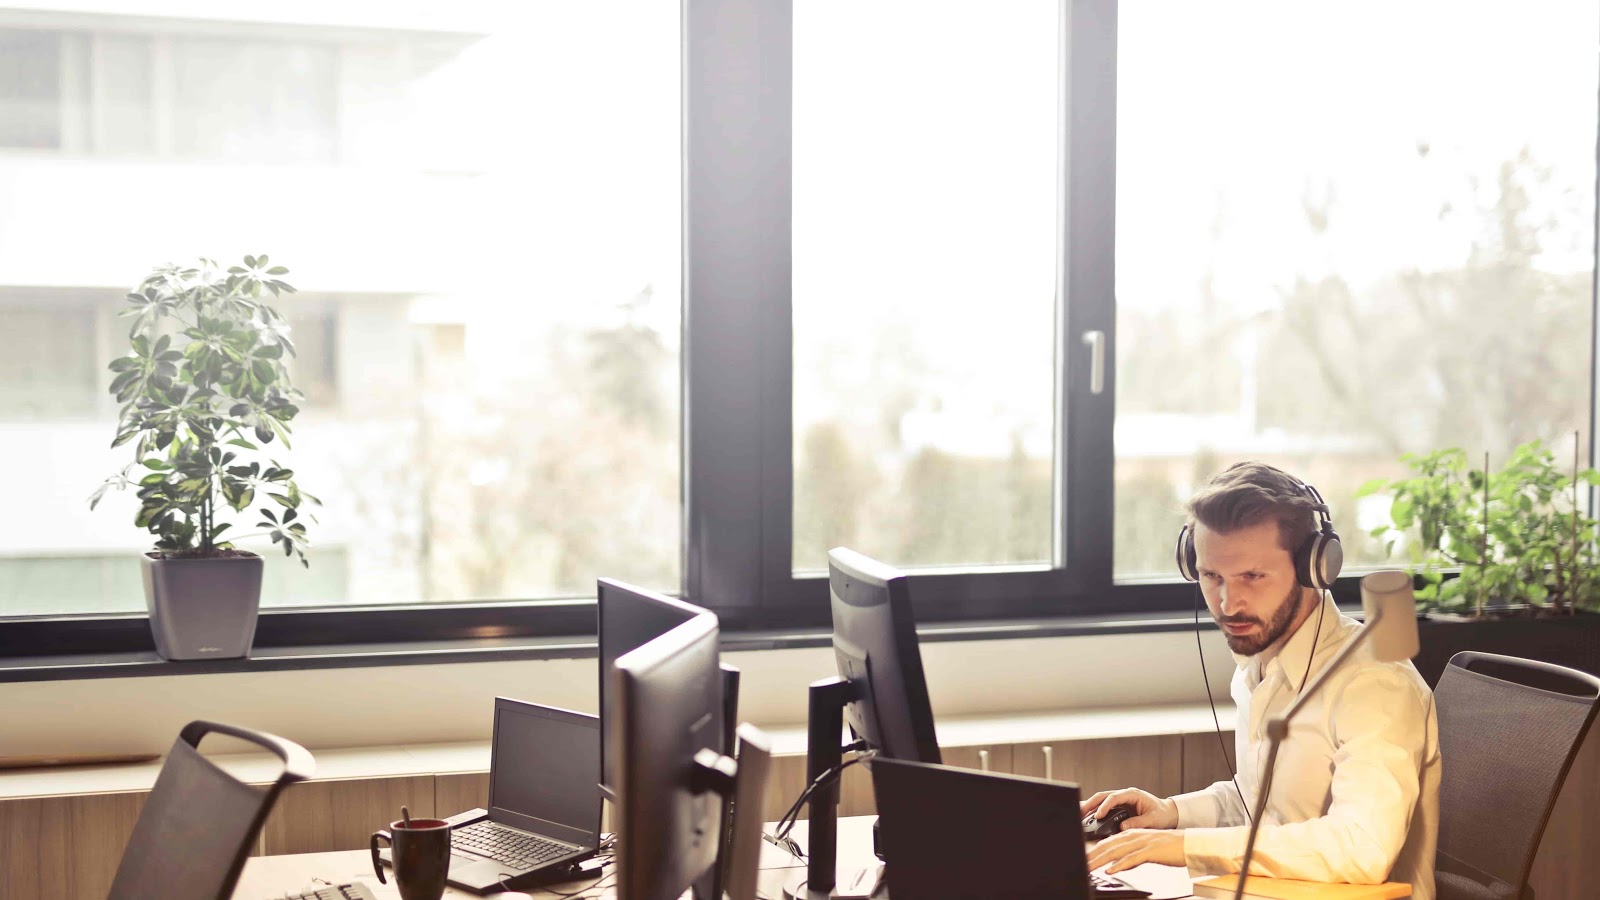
370 817 452 900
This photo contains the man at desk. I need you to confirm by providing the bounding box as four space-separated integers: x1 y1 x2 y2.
1083 462 1441 899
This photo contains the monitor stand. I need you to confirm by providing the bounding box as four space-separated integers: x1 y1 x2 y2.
781 677 887 899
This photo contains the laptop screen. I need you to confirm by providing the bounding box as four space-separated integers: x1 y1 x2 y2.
488 698 602 846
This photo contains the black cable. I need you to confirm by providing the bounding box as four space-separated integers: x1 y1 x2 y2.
775 753 870 842
771 741 870 840
764 745 875 858
1196 581 1252 824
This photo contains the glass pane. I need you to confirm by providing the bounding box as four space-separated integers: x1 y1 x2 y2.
1114 1 1598 578
0 5 680 615
0 30 63 149
792 0 1060 575
171 38 338 162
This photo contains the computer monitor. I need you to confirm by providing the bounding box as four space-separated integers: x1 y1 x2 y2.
828 547 941 763
598 577 707 794
611 609 726 900
786 547 942 899
724 723 774 900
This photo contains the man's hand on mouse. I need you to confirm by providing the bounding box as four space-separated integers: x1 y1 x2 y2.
1087 828 1186 873
1079 787 1179 830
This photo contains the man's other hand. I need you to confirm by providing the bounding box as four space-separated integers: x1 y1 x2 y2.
1086 828 1185 874
1079 787 1179 830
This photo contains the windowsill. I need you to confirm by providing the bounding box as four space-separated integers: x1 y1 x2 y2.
0 607 1246 683
0 702 1238 801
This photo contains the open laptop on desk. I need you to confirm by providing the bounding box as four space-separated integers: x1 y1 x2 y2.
380 698 602 894
872 757 1164 899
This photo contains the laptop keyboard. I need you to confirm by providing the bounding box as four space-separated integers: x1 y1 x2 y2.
1090 871 1152 898
453 820 575 868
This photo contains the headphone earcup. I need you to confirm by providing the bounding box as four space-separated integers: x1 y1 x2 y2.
1295 531 1345 589
1176 525 1199 582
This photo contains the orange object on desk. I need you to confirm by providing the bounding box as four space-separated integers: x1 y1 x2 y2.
1191 874 1411 900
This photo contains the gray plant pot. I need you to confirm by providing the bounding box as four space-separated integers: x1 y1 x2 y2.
141 552 264 660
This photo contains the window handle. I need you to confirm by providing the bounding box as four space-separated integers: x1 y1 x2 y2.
1042 745 1054 780
978 749 991 772
1082 330 1106 395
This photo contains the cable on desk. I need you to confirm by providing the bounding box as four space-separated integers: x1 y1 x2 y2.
765 743 875 859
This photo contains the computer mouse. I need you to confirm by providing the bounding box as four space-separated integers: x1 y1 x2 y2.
1082 803 1137 840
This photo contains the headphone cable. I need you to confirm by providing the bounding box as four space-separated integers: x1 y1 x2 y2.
1195 581 1252 824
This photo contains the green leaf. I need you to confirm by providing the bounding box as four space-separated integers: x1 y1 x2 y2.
1390 497 1415 529
1354 478 1389 498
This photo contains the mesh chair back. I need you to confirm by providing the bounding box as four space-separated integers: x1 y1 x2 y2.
107 721 315 900
1434 651 1600 900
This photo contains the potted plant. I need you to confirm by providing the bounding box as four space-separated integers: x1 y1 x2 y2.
90 256 318 660
1359 438 1600 684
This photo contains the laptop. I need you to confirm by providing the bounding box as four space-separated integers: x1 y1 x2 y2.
871 757 1153 900
382 698 602 894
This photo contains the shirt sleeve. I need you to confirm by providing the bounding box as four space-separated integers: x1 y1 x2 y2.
1171 779 1249 829
1181 665 1433 885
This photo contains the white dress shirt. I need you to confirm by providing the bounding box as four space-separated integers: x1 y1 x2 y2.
1172 593 1442 900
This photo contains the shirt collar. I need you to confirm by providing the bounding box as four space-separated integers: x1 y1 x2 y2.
1233 591 1341 685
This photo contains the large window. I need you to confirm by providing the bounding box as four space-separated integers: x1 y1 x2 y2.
792 1 1061 575
3 0 1598 642
1113 0 1599 579
0 5 681 617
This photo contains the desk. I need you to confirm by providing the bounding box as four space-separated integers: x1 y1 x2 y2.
231 817 1403 900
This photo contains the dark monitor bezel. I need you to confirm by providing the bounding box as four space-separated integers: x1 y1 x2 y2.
597 577 708 795
611 611 725 900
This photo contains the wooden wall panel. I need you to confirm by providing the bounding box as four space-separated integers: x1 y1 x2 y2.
1180 730 1237 794
260 775 434 855
939 744 1014 776
0 791 146 900
762 754 809 823
1011 735 1183 801
434 772 490 818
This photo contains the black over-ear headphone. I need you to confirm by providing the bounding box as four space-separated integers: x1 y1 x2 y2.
1174 474 1343 589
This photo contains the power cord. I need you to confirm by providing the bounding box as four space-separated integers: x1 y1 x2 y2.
764 740 874 858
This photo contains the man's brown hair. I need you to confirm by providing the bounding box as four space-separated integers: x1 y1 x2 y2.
1186 461 1320 554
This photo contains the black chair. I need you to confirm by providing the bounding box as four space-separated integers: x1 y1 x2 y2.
107 720 315 900
1434 650 1600 900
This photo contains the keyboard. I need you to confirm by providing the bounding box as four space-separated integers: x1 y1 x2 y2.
275 883 376 900
1091 871 1153 899
453 819 576 868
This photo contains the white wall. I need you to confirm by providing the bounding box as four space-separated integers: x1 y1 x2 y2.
0 627 1238 757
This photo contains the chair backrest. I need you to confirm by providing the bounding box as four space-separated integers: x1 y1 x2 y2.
1434 650 1600 900
107 720 315 900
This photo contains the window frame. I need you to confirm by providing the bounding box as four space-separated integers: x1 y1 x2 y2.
6 0 1599 667
685 0 1121 628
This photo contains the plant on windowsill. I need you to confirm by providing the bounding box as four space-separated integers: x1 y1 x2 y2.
89 256 319 661
1357 437 1600 682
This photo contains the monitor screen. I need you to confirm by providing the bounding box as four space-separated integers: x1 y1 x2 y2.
828 547 942 763
598 578 708 793
612 611 725 900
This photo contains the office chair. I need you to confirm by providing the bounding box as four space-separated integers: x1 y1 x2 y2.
1434 650 1600 900
107 720 315 900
